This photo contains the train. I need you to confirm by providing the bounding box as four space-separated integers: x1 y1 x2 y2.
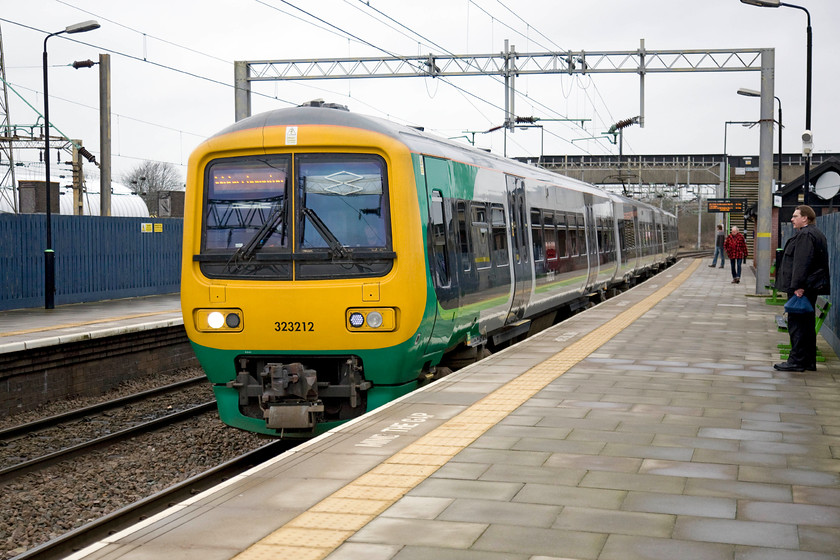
180 100 678 437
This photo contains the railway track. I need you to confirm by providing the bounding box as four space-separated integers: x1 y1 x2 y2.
11 440 295 560
0 376 205 440
0 401 216 482
0 376 210 482
1 371 271 560
676 249 712 260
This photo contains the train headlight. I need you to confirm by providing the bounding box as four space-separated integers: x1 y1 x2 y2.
349 312 365 328
225 313 241 328
207 312 225 329
366 311 384 328
346 308 396 332
195 309 244 332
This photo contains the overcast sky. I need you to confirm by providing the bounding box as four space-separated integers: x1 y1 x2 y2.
2 0 838 186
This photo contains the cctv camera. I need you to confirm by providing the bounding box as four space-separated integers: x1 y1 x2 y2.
802 130 814 156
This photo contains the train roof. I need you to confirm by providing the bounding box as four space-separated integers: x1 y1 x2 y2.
214 104 673 219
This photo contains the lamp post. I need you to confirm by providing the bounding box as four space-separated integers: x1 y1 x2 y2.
736 88 782 185
740 0 812 203
42 19 100 309
738 87 785 249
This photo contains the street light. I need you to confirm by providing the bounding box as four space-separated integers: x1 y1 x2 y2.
737 88 782 185
739 0 812 203
42 19 100 309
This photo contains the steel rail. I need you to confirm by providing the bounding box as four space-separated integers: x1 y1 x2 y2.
0 376 206 440
0 401 217 482
10 440 294 560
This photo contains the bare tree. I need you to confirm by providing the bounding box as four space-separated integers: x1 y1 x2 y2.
121 160 182 196
121 160 184 217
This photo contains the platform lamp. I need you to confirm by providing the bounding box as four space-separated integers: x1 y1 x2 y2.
736 88 782 186
739 0 812 204
42 19 100 309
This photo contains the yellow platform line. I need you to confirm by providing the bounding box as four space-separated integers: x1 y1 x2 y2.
234 259 701 560
0 309 181 338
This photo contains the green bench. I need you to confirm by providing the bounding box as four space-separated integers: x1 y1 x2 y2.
766 250 785 306
777 295 832 362
765 282 785 306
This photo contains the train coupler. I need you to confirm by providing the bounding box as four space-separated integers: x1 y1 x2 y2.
265 402 325 429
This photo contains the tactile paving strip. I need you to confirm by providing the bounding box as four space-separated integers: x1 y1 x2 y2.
234 260 701 560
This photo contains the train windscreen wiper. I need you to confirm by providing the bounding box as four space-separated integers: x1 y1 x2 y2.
233 206 285 261
302 207 347 259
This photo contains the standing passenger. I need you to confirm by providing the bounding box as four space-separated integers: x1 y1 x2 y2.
774 205 831 372
723 226 748 284
709 224 725 268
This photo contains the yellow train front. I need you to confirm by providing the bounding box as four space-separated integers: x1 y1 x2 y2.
181 103 432 437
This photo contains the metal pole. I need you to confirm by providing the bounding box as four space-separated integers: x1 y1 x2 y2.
776 97 782 185
99 53 111 216
755 48 775 296
234 61 251 122
638 39 645 128
803 13 812 203
43 32 59 309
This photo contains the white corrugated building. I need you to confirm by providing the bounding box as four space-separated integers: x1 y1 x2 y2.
0 176 149 217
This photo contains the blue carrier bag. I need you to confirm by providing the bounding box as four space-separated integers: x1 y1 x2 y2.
784 296 814 314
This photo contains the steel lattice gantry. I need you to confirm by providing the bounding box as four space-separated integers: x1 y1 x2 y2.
232 41 776 296
234 42 767 127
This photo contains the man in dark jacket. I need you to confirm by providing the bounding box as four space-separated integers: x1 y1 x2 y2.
774 205 831 372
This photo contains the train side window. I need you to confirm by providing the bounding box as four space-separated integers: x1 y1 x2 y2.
556 212 568 258
623 217 636 251
568 214 579 256
430 191 451 286
544 211 557 262
530 208 545 262
471 203 491 270
456 200 472 272
596 218 604 254
490 204 509 267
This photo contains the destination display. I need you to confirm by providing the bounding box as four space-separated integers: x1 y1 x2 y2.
707 198 747 213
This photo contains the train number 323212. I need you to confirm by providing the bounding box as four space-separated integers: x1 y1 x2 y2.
274 321 315 332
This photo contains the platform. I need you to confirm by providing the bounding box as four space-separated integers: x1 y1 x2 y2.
70 259 840 560
0 293 181 354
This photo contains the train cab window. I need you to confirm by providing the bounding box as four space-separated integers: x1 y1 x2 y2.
297 154 389 250
199 155 292 278
471 203 491 270
203 156 291 251
490 204 509 267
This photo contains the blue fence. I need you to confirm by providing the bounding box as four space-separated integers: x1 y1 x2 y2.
0 214 182 311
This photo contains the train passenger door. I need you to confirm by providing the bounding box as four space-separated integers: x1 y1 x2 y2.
583 195 599 288
422 156 457 351
505 175 531 323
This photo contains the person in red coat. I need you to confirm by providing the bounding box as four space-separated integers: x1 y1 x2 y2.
723 226 748 284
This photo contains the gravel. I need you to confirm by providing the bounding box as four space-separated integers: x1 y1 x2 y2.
0 367 270 560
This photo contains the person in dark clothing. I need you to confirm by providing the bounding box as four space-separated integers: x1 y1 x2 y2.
723 226 748 283
709 224 725 268
774 205 831 372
